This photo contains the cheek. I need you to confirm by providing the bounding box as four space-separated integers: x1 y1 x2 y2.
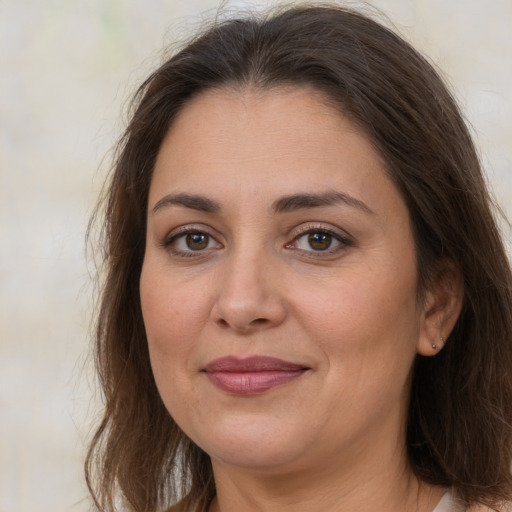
139 264 213 427
290 261 420 361
293 266 419 420
139 264 211 368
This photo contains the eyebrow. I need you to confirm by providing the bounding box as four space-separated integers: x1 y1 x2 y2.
152 193 221 214
151 190 373 215
271 191 374 215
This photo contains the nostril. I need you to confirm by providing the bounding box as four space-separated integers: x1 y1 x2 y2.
215 316 270 331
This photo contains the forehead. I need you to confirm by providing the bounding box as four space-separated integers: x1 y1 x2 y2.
160 86 349 161
149 86 402 218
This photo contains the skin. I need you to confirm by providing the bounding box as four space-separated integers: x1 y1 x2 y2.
140 87 462 512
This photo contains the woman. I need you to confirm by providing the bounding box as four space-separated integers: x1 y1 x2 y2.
86 4 512 512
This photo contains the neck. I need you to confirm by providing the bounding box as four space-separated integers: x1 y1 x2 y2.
208 436 444 512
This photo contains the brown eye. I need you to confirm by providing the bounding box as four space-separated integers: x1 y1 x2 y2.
166 229 222 255
186 233 209 250
308 232 332 251
289 228 349 255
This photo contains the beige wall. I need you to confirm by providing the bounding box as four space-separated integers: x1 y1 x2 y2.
1 1 510 510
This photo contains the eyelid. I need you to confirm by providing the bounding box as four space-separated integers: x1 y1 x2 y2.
285 222 353 255
162 224 223 255
163 223 219 240
289 222 352 240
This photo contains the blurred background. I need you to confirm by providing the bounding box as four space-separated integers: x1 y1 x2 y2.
1 0 510 510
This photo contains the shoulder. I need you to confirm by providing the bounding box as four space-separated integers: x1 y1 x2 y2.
467 503 512 512
438 489 512 512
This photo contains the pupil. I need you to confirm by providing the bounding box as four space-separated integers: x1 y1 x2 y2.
186 233 208 250
308 233 331 250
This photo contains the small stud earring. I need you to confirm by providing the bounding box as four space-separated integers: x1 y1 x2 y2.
433 335 445 351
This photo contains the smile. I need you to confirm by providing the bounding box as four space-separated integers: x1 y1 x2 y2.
203 356 309 395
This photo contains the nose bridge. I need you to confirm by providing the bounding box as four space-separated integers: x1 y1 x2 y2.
212 237 286 332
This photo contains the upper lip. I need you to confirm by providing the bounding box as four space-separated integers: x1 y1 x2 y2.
203 356 308 373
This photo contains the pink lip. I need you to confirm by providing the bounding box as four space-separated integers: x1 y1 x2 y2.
203 356 309 395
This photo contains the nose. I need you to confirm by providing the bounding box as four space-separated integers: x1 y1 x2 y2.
211 248 287 334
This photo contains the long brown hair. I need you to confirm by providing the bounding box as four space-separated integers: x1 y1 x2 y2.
86 4 512 511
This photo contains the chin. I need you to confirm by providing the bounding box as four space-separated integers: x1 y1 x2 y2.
187 414 315 472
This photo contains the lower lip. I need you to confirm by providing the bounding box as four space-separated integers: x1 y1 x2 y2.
205 370 307 395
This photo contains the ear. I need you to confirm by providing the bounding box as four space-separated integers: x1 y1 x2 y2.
417 260 464 356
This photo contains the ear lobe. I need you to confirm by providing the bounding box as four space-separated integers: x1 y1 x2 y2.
416 261 464 356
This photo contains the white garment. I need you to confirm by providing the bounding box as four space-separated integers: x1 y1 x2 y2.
433 489 466 512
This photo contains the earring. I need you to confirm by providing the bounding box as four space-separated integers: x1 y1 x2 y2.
433 335 445 350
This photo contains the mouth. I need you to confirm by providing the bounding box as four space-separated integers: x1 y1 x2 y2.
202 356 309 395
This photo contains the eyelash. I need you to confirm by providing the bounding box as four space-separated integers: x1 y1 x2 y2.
163 226 222 257
286 224 353 257
162 224 352 258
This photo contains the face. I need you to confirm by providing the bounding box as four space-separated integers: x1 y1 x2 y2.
140 87 429 476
